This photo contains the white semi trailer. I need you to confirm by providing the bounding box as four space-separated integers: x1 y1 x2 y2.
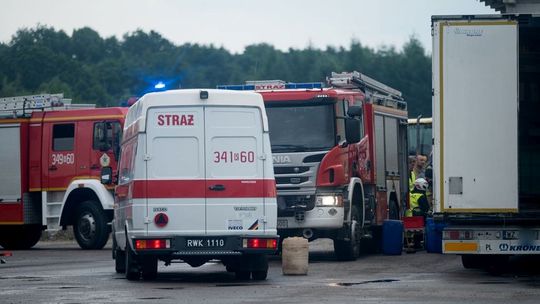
432 13 540 268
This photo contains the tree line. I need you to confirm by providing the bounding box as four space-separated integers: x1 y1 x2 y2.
0 26 432 117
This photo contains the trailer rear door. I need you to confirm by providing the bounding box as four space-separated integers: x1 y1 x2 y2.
432 17 518 213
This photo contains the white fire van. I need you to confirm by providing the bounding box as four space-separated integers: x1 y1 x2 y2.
111 89 278 281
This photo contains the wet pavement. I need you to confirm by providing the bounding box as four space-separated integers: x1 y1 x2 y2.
2 239 540 303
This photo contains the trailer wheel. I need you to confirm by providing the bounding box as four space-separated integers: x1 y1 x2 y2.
0 225 42 250
125 246 140 281
334 206 361 261
461 255 485 269
73 201 110 250
141 256 158 280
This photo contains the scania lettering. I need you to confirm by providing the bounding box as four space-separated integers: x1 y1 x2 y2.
0 93 126 249
432 11 540 268
113 89 278 281
219 71 408 260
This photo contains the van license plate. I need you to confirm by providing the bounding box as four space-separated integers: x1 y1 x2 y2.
277 219 288 228
185 238 226 248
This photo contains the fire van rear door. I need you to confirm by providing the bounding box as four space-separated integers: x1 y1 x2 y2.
205 106 266 234
145 106 206 235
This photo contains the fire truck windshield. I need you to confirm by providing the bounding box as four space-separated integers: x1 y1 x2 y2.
266 102 335 153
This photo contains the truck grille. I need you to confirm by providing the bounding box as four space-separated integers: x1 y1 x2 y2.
275 176 309 185
274 166 310 174
277 195 316 215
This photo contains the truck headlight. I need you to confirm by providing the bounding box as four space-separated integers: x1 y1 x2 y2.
316 195 343 207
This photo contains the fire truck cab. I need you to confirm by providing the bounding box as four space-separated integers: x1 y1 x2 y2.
219 72 409 260
112 89 278 281
0 94 126 249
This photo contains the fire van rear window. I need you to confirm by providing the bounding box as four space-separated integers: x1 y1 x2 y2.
53 124 75 151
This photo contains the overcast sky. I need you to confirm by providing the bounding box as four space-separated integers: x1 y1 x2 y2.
1 0 495 53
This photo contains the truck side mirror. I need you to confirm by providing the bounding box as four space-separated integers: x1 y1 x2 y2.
100 167 113 185
345 118 361 144
347 105 362 117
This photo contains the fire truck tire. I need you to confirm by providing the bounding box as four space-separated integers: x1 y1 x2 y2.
334 206 361 261
0 225 42 250
73 201 110 250
125 246 140 281
141 256 158 280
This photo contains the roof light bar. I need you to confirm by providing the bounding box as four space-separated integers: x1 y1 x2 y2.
217 81 323 91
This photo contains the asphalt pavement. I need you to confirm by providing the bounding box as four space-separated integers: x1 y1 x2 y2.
1 239 540 304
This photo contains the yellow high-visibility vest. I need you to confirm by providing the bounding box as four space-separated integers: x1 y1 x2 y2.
409 171 416 191
405 192 423 217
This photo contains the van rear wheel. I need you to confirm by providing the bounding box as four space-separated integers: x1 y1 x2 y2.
125 246 140 281
141 256 158 280
250 254 269 281
115 248 126 274
235 271 251 280
73 201 109 250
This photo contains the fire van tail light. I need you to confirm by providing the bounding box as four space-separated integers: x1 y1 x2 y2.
135 239 171 250
443 230 473 240
243 238 278 249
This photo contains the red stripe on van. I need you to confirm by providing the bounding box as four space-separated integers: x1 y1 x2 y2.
128 179 276 199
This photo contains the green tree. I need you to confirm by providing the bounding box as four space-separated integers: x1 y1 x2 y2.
0 27 432 117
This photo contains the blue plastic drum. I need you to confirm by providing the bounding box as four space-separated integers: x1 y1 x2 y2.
382 220 403 255
426 217 446 253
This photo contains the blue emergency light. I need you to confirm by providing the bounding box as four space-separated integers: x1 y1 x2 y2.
154 82 166 89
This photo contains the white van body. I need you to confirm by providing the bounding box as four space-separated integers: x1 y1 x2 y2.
112 89 278 280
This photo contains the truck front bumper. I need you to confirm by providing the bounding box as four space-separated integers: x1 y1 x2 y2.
277 207 344 230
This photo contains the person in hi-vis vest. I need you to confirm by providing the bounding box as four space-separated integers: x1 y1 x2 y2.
408 156 417 191
406 178 430 217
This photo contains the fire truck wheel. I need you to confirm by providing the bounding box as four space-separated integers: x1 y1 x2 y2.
125 246 140 281
73 201 110 250
334 206 361 261
141 256 158 280
0 225 42 250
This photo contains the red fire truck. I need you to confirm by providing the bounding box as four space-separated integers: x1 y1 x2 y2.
219 72 409 260
0 94 127 249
